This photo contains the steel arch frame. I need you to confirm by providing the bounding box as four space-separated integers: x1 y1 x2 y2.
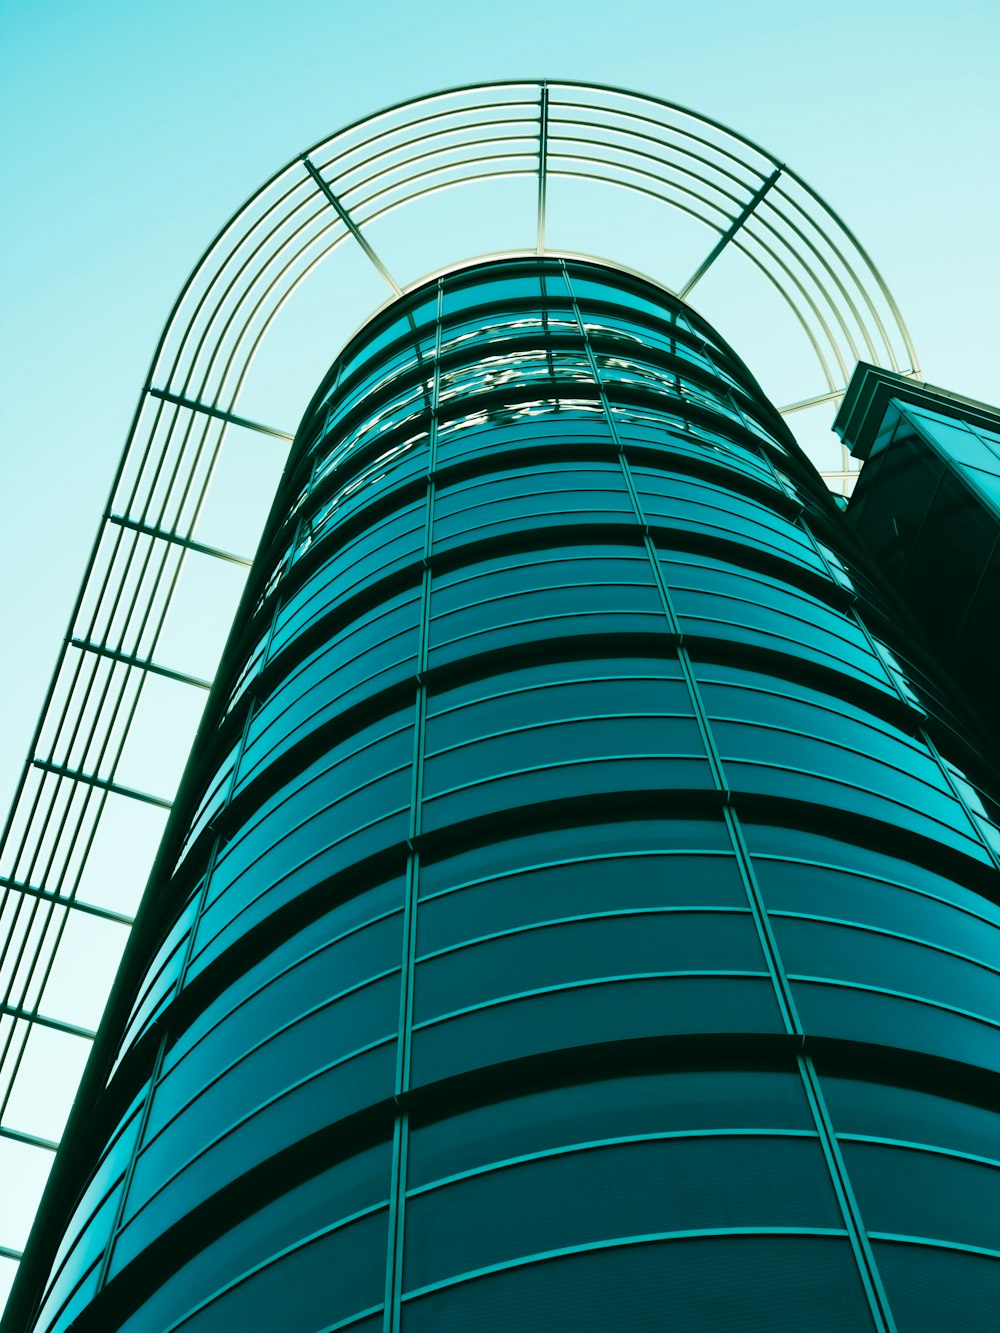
0 79 918 1312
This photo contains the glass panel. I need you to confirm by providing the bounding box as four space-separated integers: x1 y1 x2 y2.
121 1207 389 1333
417 852 747 955
169 878 404 1071
408 1067 812 1188
821 1074 1000 1163
158 910 402 1126
742 825 1000 926
424 715 707 797
843 1139 1000 1251
414 911 762 1022
754 858 1000 962
258 587 421 730
111 1043 396 1275
775 915 1000 1019
421 755 715 833
792 980 1000 1074
427 676 691 754
874 1240 1000 1333
419 818 737 897
404 1135 838 1291
411 976 782 1086
116 1147 391 1333
402 1236 873 1333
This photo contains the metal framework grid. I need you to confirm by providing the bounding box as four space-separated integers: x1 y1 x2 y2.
0 80 919 1299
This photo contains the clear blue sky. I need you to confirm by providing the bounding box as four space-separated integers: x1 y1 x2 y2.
1 0 998 813
0 0 998 1307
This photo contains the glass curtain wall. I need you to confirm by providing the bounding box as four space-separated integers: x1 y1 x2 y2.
845 391 1000 751
14 258 1000 1333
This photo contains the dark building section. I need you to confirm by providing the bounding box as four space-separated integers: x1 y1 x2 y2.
837 364 1000 753
9 259 1000 1333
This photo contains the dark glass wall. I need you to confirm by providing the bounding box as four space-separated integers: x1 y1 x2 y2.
12 259 1000 1333
837 367 1000 753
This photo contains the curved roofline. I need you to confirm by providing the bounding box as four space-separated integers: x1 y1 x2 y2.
297 249 779 450
0 82 920 1325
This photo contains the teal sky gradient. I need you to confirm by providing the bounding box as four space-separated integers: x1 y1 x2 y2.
1 0 998 813
0 0 998 1307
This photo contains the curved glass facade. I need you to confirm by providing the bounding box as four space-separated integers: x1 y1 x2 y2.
13 258 1000 1332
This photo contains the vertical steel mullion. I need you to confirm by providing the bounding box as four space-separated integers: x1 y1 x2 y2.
536 82 549 255
292 457 321 554
842 594 925 723
316 368 343 477
259 543 296 673
566 266 731 796
84 833 222 1296
797 513 856 598
921 729 1000 874
175 832 224 998
216 693 263 836
669 650 807 1043
382 1107 409 1333
385 279 441 1333
722 807 799 1037
691 464 898 1333
95 1031 169 1294
703 482 898 1329
707 487 899 1329
755 435 808 507
396 671 427 1102
797 1054 898 1333
681 499 897 1333
568 261 895 1333
568 269 787 1024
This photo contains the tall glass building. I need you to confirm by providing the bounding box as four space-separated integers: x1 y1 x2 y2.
6 253 1000 1333
835 363 1000 753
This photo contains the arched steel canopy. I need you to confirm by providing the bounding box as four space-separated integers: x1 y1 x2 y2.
150 79 918 427
0 81 919 1315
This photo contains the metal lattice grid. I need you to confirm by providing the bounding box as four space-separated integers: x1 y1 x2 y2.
0 80 918 1308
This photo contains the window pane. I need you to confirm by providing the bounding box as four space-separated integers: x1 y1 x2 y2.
408 1068 812 1188
402 1235 873 1333
874 1241 1000 1333
116 1147 391 1333
404 1135 839 1291
843 1139 1000 1250
417 852 748 955
410 976 782 1086
414 911 763 1022
821 1074 1000 1163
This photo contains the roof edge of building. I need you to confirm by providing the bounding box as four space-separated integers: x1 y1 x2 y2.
836 362 1000 460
